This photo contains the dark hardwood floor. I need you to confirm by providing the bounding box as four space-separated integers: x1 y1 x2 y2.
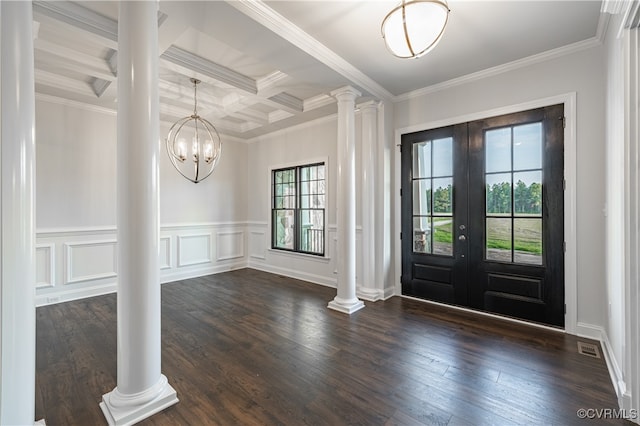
36 269 628 425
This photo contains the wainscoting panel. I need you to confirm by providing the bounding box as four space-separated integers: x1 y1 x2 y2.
64 240 117 284
35 222 378 306
36 223 247 306
36 244 55 289
216 230 244 261
159 236 172 270
249 229 266 260
178 234 211 267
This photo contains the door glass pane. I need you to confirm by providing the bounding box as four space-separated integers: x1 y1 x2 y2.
432 137 453 177
514 171 542 215
485 128 511 173
486 218 512 262
413 179 431 215
514 218 542 265
432 177 452 214
413 141 431 178
274 210 295 250
433 217 453 256
513 123 542 170
486 173 512 215
413 216 431 253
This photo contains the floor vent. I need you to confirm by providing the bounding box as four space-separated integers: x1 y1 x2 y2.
577 341 601 359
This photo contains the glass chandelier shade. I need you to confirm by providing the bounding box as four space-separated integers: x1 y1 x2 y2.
166 78 222 184
381 0 450 59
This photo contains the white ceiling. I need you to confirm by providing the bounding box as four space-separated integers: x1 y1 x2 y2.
32 0 604 140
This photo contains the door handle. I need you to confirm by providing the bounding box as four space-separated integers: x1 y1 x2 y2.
458 235 466 241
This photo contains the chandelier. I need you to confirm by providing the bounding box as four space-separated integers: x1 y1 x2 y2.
381 0 450 59
166 78 222 183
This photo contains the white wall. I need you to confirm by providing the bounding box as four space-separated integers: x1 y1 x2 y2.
36 98 117 229
35 97 248 305
394 45 607 330
245 116 345 287
604 10 627 406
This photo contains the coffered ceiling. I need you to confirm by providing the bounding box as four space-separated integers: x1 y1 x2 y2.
32 1 604 140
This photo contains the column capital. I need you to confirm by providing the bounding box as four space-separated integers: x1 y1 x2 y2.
330 85 361 102
357 100 381 112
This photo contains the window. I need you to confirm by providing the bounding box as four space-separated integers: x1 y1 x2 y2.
272 163 325 256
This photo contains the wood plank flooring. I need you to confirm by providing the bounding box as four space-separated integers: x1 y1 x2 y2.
35 269 629 425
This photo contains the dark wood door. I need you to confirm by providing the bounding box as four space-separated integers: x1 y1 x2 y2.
401 105 565 327
401 124 469 305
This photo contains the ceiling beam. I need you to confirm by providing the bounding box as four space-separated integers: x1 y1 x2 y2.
33 1 117 41
268 93 303 113
227 0 393 103
34 38 116 82
161 46 257 95
35 69 95 98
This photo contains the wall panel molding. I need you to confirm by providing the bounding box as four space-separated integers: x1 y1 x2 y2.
249 230 266 260
216 230 244 261
159 236 172 270
64 239 117 284
177 233 212 267
35 244 55 288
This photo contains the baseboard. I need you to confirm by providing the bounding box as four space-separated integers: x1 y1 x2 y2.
35 281 117 307
576 322 629 411
381 285 396 300
247 262 336 289
160 261 247 284
35 262 248 307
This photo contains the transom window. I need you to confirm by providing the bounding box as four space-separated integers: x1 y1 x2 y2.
272 163 325 256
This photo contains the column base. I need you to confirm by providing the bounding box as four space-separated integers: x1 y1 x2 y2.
100 375 178 426
328 296 365 314
356 286 381 302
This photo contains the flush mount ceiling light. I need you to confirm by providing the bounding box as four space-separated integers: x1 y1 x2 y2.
166 78 222 183
381 0 450 59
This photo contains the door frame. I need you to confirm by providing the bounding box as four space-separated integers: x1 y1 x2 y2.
393 92 577 334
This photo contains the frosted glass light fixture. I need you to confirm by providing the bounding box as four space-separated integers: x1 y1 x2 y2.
381 0 450 59
166 78 222 183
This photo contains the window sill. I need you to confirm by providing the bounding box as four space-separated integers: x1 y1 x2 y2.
267 248 331 263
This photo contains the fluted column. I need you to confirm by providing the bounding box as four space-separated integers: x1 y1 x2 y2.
100 2 178 424
0 2 36 424
357 100 380 301
328 86 364 314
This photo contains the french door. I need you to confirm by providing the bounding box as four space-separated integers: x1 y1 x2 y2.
401 105 565 327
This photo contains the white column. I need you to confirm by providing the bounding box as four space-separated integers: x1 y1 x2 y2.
100 2 178 425
328 86 364 314
357 101 380 301
0 2 36 424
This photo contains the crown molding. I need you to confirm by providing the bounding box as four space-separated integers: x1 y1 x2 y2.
268 92 303 113
36 93 116 116
303 93 334 112
395 36 603 102
33 0 117 41
246 112 337 144
226 0 393 103
33 1 168 42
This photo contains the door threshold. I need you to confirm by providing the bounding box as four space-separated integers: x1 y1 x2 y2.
400 294 565 334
